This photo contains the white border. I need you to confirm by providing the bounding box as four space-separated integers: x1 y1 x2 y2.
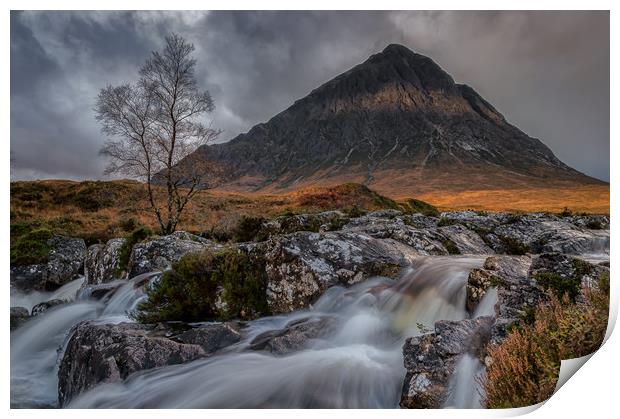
2 2 616 418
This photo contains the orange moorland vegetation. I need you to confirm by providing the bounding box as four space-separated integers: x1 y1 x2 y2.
10 179 609 244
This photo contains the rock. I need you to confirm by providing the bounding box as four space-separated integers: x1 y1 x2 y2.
175 322 242 354
258 230 416 313
31 299 65 316
58 322 205 406
85 238 125 284
465 268 495 313
258 211 349 239
480 255 541 343
10 307 30 331
10 235 87 291
438 224 494 254
78 282 124 301
400 316 494 408
249 316 337 354
127 231 221 278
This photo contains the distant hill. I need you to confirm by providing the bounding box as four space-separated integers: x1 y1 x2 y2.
174 43 606 197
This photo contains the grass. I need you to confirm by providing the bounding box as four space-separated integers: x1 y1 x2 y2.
499 236 529 255
482 275 609 408
442 238 461 255
10 228 53 266
134 247 269 323
10 180 405 246
402 198 440 217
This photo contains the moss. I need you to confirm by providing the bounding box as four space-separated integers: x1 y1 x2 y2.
403 198 440 217
231 215 266 242
10 228 54 266
502 213 523 224
442 238 461 255
499 236 529 255
134 247 269 323
572 258 594 279
585 220 604 229
533 272 581 302
489 274 507 288
115 226 153 276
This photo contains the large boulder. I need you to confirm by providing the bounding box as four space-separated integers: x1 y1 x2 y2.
249 316 338 354
58 322 206 406
85 238 125 284
258 230 417 313
10 235 86 291
127 231 221 278
10 306 30 331
400 316 494 408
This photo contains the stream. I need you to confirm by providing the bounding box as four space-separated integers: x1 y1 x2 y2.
11 256 499 408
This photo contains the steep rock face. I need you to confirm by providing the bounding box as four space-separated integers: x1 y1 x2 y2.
58 322 205 406
10 235 86 291
256 229 416 313
174 44 601 195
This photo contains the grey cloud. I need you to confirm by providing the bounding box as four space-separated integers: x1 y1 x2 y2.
10 10 609 181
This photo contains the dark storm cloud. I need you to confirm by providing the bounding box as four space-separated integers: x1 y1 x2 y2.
10 10 609 181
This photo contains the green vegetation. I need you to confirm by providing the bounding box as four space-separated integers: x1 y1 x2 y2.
442 238 461 255
230 215 266 242
482 277 609 408
11 228 54 266
115 227 153 276
586 219 604 229
402 198 440 217
499 236 529 255
134 247 269 323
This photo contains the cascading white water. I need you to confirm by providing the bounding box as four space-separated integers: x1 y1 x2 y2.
10 277 86 312
67 256 484 408
10 273 158 408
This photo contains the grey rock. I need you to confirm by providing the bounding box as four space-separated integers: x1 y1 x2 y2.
10 235 86 291
10 306 30 331
175 322 242 354
31 299 65 316
249 316 337 354
400 316 494 408
85 238 125 284
58 322 205 406
127 231 221 278
259 211 349 239
259 230 416 313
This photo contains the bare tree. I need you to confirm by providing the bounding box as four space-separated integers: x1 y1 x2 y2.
96 34 220 234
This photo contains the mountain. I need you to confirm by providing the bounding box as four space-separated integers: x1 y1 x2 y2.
178 44 604 197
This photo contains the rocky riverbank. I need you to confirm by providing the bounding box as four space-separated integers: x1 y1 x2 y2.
10 209 610 408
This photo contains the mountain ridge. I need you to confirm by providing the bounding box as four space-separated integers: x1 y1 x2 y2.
176 43 604 196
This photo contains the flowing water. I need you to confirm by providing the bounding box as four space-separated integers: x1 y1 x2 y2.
10 273 158 408
11 257 494 408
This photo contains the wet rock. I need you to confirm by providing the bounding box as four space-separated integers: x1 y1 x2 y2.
438 224 493 254
85 238 125 284
480 255 541 343
465 268 495 313
249 316 337 354
31 299 66 316
78 282 124 301
58 322 205 406
10 307 30 331
259 230 416 313
400 316 494 408
10 235 87 291
127 231 221 278
175 322 242 354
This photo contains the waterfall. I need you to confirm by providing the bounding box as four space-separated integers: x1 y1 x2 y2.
67 256 484 408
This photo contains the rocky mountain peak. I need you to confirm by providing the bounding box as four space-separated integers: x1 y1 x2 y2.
174 44 603 196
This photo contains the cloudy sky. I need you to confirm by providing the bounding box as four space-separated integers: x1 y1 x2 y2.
10 10 610 181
